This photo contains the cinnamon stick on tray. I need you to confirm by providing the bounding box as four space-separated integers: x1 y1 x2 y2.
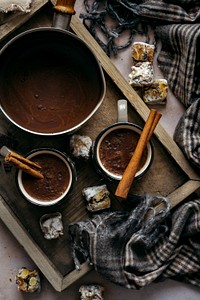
115 109 162 200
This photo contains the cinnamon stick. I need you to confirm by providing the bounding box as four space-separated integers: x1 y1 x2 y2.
9 151 42 170
5 153 44 179
147 112 162 141
115 109 161 200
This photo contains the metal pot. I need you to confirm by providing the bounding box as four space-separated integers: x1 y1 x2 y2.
0 0 106 136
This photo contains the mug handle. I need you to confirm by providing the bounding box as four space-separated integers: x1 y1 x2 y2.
117 99 128 122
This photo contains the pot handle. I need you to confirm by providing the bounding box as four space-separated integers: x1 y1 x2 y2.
52 0 76 30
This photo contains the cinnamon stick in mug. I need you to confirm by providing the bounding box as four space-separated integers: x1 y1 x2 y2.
147 111 162 141
115 109 161 200
5 152 44 179
8 151 42 170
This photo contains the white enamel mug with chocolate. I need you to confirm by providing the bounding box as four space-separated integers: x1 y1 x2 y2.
92 100 153 181
17 148 76 206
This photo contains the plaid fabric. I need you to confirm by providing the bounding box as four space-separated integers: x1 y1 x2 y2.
174 98 200 171
155 23 200 107
150 2 200 170
69 195 200 289
70 196 200 289
128 0 200 23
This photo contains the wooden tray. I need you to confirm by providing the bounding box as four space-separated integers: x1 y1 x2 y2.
0 1 200 292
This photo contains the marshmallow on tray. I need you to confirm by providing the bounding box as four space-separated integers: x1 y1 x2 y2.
82 184 111 212
129 62 154 87
131 42 155 64
79 284 105 300
143 79 168 105
70 134 93 160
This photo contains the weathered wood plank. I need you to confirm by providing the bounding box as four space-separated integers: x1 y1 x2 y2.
168 180 200 209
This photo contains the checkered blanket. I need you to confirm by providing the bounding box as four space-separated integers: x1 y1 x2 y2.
174 98 200 171
150 2 200 170
69 195 200 289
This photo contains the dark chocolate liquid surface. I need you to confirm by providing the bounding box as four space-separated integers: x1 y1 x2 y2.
22 154 70 201
99 129 148 176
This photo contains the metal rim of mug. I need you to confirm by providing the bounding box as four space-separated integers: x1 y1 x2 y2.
93 122 154 181
17 148 76 206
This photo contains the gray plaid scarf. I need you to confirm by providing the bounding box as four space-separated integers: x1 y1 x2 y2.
153 7 200 170
155 13 200 171
69 195 200 289
174 98 200 172
81 0 200 170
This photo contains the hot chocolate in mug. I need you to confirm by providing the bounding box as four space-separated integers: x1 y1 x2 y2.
92 100 154 181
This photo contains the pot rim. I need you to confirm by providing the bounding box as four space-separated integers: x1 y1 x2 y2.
0 27 106 136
